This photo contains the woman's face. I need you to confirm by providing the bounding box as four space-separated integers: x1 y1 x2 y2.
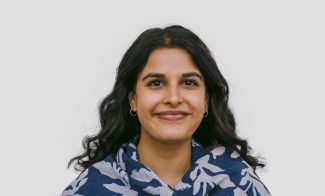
129 48 208 143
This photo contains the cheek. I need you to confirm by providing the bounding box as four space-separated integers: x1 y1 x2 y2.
135 91 161 115
186 92 206 114
135 91 161 130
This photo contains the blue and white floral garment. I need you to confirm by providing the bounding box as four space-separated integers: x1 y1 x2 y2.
62 138 271 196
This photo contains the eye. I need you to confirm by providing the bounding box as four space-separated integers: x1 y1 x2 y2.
183 79 198 86
147 79 165 87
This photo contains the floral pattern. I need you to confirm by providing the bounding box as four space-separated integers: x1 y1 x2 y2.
62 138 271 196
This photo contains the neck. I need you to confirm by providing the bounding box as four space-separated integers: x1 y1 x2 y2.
137 134 192 187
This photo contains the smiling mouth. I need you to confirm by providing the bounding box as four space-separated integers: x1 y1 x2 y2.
155 111 190 121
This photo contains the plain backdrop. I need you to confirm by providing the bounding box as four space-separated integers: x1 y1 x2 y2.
1 0 324 195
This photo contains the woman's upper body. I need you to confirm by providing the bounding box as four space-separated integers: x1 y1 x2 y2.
62 137 270 196
62 25 271 195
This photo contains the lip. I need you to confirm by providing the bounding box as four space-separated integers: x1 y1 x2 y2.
155 111 190 121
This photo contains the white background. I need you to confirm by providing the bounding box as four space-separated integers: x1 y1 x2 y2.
1 0 324 195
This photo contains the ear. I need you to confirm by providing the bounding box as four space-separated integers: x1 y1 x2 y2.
128 91 137 111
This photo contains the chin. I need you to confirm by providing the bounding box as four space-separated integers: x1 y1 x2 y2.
153 129 193 143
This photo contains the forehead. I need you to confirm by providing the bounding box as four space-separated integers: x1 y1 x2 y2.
139 48 201 76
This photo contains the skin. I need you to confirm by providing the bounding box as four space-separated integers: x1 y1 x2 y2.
129 47 208 187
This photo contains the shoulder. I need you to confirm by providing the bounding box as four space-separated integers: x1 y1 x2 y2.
207 146 271 196
61 155 125 196
208 145 247 170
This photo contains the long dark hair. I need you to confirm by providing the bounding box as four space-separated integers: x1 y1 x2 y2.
69 25 265 171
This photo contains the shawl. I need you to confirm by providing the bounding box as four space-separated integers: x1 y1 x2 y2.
62 138 271 196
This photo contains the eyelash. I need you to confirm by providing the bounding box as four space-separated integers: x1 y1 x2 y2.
148 80 165 87
183 80 198 86
147 79 199 87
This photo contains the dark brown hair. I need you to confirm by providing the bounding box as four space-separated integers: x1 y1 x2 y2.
69 25 265 171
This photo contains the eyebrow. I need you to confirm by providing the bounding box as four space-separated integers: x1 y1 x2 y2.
142 72 203 81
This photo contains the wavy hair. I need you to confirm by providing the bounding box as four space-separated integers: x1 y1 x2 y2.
69 25 265 171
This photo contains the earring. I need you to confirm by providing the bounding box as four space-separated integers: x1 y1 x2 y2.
203 110 208 117
130 109 137 116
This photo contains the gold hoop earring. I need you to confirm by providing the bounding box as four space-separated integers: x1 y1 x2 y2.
203 110 208 117
130 109 137 116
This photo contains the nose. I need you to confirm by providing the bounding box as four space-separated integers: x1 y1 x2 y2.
163 84 183 107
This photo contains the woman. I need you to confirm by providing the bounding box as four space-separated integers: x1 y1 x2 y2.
62 25 271 196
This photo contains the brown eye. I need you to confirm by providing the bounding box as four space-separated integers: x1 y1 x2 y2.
148 80 164 87
183 79 198 86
